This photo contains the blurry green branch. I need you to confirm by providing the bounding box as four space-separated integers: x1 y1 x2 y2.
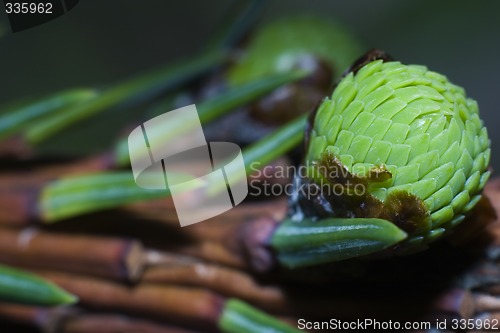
114 70 308 166
40 114 307 222
40 172 170 221
0 51 224 150
0 89 97 141
0 0 266 149
36 69 309 222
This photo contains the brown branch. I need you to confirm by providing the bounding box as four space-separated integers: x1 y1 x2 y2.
122 189 288 235
142 263 288 311
0 136 31 159
0 303 200 333
0 189 38 226
0 154 113 185
0 228 145 281
474 293 500 313
59 313 201 333
0 155 289 231
33 270 224 331
142 251 496 320
0 302 53 327
0 154 114 226
170 241 249 269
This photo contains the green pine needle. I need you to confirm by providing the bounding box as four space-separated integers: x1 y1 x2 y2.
0 88 97 141
41 114 307 222
113 70 308 167
24 51 225 144
272 217 407 268
0 265 77 306
219 298 301 333
40 172 169 222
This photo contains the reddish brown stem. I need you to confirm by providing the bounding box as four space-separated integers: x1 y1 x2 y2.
34 270 225 331
0 154 114 226
60 313 201 333
142 263 288 311
172 241 249 269
0 228 145 281
123 192 288 234
0 303 200 333
145 214 282 272
0 136 31 158
0 189 38 226
432 289 475 319
0 302 52 326
474 293 500 313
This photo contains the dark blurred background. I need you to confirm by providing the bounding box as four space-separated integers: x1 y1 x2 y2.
0 0 499 168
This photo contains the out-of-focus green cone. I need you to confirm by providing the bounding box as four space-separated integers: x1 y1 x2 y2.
225 15 363 127
302 57 490 253
228 15 363 85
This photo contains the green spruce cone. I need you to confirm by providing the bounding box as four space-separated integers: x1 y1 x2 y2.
298 51 491 252
226 15 363 126
228 15 363 85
